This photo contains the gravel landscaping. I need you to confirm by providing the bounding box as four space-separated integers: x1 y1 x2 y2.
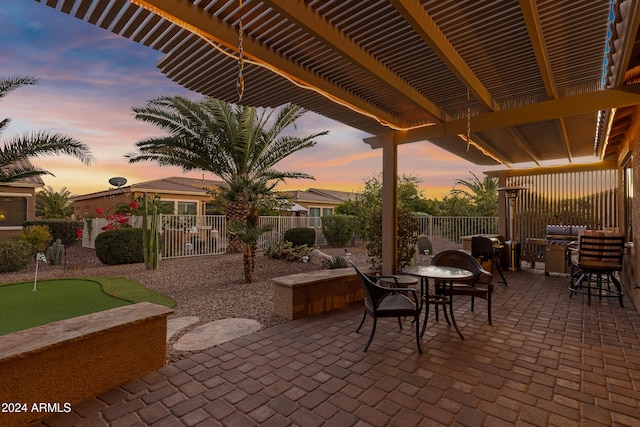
0 243 373 362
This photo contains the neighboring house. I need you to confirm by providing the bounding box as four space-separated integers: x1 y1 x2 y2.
284 188 358 226
0 172 45 242
71 176 223 219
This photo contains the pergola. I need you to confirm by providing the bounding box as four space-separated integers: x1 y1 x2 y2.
37 0 640 274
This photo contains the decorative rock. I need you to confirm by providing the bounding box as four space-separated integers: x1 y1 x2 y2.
174 318 261 351
309 248 333 265
167 316 200 340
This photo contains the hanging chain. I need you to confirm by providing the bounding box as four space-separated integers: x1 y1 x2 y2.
466 89 471 151
237 0 245 101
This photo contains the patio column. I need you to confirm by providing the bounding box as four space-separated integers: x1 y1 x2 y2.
382 135 398 275
496 172 508 239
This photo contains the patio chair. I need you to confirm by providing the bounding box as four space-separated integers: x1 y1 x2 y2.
471 236 507 285
431 250 494 325
350 262 422 353
569 230 625 306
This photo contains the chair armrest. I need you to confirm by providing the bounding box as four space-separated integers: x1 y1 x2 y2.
478 267 492 277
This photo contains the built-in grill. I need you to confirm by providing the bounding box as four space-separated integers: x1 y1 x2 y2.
543 225 585 275
527 226 585 275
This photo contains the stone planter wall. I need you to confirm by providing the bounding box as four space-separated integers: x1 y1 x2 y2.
0 302 173 426
272 268 363 320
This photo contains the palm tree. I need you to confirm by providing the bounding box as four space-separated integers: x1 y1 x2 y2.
451 171 499 216
36 186 74 218
0 76 93 182
228 219 273 283
126 96 327 281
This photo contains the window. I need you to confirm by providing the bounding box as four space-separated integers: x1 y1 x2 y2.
160 201 175 214
308 207 333 227
177 201 197 215
0 196 28 227
309 207 321 227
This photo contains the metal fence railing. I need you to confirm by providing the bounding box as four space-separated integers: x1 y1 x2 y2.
82 214 498 259
417 215 499 253
82 214 326 258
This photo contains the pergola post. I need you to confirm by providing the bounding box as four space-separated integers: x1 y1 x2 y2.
382 135 398 275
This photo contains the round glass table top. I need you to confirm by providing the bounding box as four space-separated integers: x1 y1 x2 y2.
403 265 473 280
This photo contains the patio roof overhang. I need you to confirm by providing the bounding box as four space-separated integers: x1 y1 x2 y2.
36 0 640 274
36 0 640 167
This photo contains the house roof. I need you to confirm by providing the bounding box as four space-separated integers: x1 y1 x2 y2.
36 0 640 169
306 188 358 203
71 176 223 201
0 159 45 188
285 188 357 205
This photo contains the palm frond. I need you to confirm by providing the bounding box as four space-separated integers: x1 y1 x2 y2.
0 164 51 183
0 76 38 101
1 131 93 167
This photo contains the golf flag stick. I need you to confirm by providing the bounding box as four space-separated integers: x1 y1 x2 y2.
33 252 47 292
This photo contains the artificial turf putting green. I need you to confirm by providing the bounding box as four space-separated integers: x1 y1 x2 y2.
0 277 176 336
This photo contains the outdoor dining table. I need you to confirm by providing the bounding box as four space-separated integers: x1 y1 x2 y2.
403 265 473 340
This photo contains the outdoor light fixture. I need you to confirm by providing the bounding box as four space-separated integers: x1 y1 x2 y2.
497 185 526 271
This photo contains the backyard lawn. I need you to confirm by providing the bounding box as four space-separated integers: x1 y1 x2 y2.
0 277 176 335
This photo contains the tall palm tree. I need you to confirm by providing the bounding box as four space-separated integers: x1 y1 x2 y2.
126 96 327 281
36 186 74 218
0 76 93 182
451 171 499 216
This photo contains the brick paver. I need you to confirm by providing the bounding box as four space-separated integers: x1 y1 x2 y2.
32 268 640 425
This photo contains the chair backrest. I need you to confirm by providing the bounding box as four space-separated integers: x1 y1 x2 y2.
431 250 490 285
577 230 625 269
471 236 494 260
350 262 383 308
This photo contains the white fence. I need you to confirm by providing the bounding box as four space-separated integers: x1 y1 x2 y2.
82 214 325 259
82 214 498 259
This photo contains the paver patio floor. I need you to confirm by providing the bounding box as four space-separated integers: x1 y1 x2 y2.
34 268 640 426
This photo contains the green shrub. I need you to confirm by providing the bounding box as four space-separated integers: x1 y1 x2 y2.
324 255 349 269
95 228 144 265
284 227 316 247
20 225 52 254
365 206 419 271
417 235 433 255
0 239 34 272
264 240 312 261
23 219 83 247
321 215 356 247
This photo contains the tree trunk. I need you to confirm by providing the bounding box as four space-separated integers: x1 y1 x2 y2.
242 242 256 283
225 201 249 253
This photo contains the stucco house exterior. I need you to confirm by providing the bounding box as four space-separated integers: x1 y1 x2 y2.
71 176 223 219
284 188 358 226
0 175 44 242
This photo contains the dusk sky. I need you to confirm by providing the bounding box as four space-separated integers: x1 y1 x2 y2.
2 1 495 199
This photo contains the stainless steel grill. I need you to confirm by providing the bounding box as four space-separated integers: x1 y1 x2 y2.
543 225 585 275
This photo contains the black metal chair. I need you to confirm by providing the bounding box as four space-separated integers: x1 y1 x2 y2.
471 236 507 285
569 230 625 306
431 250 494 325
350 262 422 353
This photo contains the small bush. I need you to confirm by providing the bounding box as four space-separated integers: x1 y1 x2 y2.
264 240 312 261
324 255 349 269
417 235 433 255
284 227 316 247
20 225 52 254
95 228 144 265
0 239 34 272
321 215 356 247
23 219 83 247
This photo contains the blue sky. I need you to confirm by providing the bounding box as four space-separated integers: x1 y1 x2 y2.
1 0 490 198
